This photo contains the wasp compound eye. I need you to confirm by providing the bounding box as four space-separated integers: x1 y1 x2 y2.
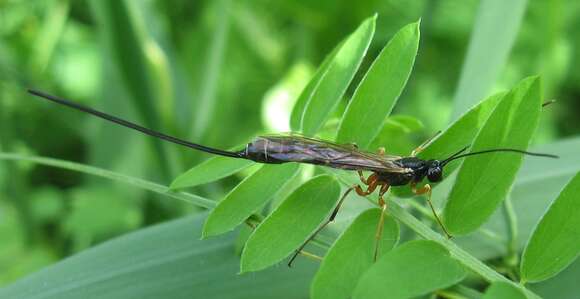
427 167 442 182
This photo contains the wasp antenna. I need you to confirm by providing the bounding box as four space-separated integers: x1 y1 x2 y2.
441 148 558 166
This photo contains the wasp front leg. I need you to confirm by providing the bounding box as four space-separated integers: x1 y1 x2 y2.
411 182 452 238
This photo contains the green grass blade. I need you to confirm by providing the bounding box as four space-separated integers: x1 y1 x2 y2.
520 172 580 283
483 282 526 299
202 164 300 238
392 92 504 197
336 21 420 149
290 42 343 131
444 76 542 235
450 0 528 120
90 0 172 177
311 208 399 299
300 15 376 135
0 152 215 209
170 156 253 189
240 175 341 273
0 214 318 299
353 240 466 299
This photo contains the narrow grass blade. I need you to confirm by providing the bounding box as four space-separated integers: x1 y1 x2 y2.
300 15 376 135
203 163 300 238
336 21 420 150
450 0 528 120
311 208 399 299
240 175 341 273
483 282 526 299
520 172 580 283
90 0 173 177
444 76 542 235
353 240 465 299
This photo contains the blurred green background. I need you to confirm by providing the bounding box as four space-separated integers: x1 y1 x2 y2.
0 0 579 286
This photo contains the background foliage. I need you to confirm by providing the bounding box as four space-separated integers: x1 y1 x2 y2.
1 0 579 298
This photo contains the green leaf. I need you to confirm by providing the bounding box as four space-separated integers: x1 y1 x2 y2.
520 172 580 283
203 163 300 238
170 155 253 189
450 0 528 120
290 42 343 131
311 208 399 299
336 21 420 150
240 175 341 273
300 15 376 135
0 214 318 299
530 258 580 299
353 240 466 299
483 282 526 299
392 92 504 197
444 76 542 235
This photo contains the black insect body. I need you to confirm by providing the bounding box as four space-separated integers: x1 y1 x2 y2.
28 89 557 265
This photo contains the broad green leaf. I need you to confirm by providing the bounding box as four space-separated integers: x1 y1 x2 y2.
300 15 376 135
520 172 580 283
353 240 466 299
444 76 542 235
290 42 343 131
336 21 420 150
203 163 300 238
450 0 528 120
311 209 399 299
241 175 341 273
0 214 318 299
170 155 253 189
482 282 526 299
392 92 504 197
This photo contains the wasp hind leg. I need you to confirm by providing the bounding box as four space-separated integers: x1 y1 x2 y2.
411 182 452 238
288 187 355 267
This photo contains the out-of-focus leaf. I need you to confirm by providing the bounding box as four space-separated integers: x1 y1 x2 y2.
444 77 542 235
290 42 342 131
240 175 341 273
450 0 528 120
311 208 399 299
353 240 466 299
90 0 172 177
300 15 376 135
530 258 580 299
336 21 420 150
0 214 318 299
203 163 300 237
170 154 253 189
520 172 580 283
482 282 526 299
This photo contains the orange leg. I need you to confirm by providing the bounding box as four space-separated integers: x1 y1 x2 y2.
355 174 378 196
411 182 452 238
377 147 386 155
374 183 390 261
